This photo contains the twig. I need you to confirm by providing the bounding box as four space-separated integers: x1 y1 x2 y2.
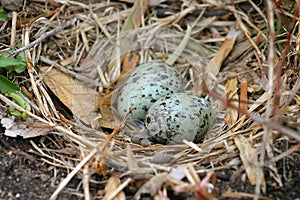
10 12 17 48
98 107 134 151
10 18 77 57
272 2 296 120
40 56 98 87
266 143 300 166
80 146 92 200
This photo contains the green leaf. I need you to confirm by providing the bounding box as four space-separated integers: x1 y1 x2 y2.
0 74 31 118
17 51 26 63
9 92 31 111
10 109 22 118
0 56 26 67
0 8 6 22
0 75 20 93
6 92 31 118
0 13 6 22
0 57 27 73
14 63 27 73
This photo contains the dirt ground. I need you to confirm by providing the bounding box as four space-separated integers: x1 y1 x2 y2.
0 134 79 200
0 131 299 199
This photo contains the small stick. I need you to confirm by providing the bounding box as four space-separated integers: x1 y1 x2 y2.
80 147 92 200
40 56 98 86
10 12 17 48
10 18 77 57
98 107 134 151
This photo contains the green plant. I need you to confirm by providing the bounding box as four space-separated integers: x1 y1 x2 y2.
0 76 31 118
0 49 26 73
0 8 6 22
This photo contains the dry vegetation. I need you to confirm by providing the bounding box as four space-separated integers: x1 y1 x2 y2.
0 0 299 199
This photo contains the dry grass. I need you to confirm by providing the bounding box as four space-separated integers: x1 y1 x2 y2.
0 0 299 199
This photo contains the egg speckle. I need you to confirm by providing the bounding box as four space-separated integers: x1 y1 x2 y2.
145 93 212 144
117 62 183 121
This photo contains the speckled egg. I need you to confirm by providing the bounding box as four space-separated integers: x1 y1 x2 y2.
117 62 183 121
145 93 212 145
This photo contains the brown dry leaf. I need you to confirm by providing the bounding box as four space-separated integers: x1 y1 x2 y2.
225 35 262 65
98 106 119 129
127 144 140 170
234 135 266 193
104 175 126 200
239 78 248 118
248 84 263 93
134 173 169 199
224 75 239 126
1 117 51 138
206 28 241 75
40 67 101 126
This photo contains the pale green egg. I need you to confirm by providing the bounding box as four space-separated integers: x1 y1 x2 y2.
145 93 212 145
117 62 183 121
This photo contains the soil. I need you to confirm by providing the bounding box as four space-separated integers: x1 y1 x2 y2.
0 134 81 200
0 131 299 199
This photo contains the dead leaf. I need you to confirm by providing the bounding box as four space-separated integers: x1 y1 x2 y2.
103 175 126 200
98 106 119 129
1 117 51 138
234 135 266 193
206 28 241 75
239 78 248 118
127 144 140 170
134 173 169 199
225 75 239 126
40 67 101 127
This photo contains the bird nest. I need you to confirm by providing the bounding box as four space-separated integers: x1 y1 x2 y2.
0 1 299 199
